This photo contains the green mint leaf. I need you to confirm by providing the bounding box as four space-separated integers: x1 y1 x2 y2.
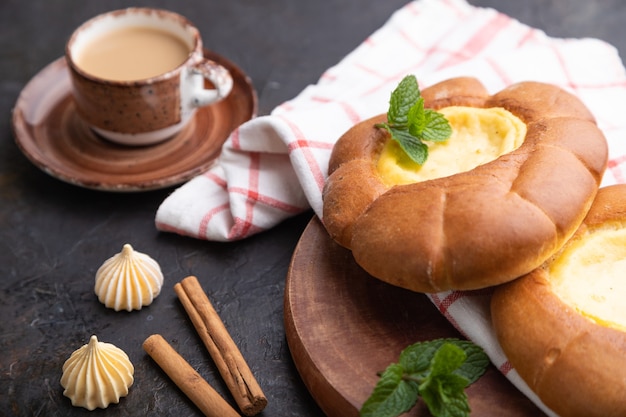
363 338 489 417
377 74 451 165
422 109 452 142
453 342 491 385
399 339 447 375
389 128 428 165
387 75 421 127
419 343 471 417
399 339 489 383
407 98 426 137
360 363 420 417
420 375 471 417
430 342 468 376
399 339 459 373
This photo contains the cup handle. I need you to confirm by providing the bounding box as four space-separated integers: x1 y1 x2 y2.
189 59 233 107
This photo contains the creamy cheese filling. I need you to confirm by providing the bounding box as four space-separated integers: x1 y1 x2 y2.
376 106 527 186
549 223 626 331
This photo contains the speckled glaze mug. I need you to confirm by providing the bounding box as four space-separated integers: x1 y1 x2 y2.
66 8 233 146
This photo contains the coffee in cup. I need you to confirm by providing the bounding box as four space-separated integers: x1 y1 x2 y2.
74 26 191 81
66 8 233 145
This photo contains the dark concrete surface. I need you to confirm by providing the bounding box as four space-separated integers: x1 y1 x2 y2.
1 1 625 416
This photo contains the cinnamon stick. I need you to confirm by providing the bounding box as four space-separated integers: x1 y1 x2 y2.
174 276 267 416
142 334 240 417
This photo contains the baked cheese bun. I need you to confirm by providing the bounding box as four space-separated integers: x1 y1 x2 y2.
322 77 608 292
491 184 626 417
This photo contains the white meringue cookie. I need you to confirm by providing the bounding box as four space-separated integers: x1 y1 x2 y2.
60 335 134 410
95 243 164 312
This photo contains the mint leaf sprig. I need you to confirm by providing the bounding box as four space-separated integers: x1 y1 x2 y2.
375 75 452 165
360 338 490 417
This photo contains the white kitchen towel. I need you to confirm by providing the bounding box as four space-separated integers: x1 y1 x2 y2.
156 0 626 414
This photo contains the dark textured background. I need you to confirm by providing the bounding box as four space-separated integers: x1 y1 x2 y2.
1 1 625 416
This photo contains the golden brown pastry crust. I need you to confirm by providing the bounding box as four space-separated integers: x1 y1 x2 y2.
322 77 608 292
491 184 626 417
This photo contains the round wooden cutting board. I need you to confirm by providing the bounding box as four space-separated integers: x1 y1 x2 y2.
284 216 545 417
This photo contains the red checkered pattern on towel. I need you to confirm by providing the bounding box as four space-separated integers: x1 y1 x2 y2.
156 0 626 414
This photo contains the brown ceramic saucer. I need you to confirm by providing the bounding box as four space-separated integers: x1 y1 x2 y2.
11 50 257 192
284 216 545 417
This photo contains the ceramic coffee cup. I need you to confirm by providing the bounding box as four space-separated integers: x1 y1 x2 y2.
66 8 233 145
